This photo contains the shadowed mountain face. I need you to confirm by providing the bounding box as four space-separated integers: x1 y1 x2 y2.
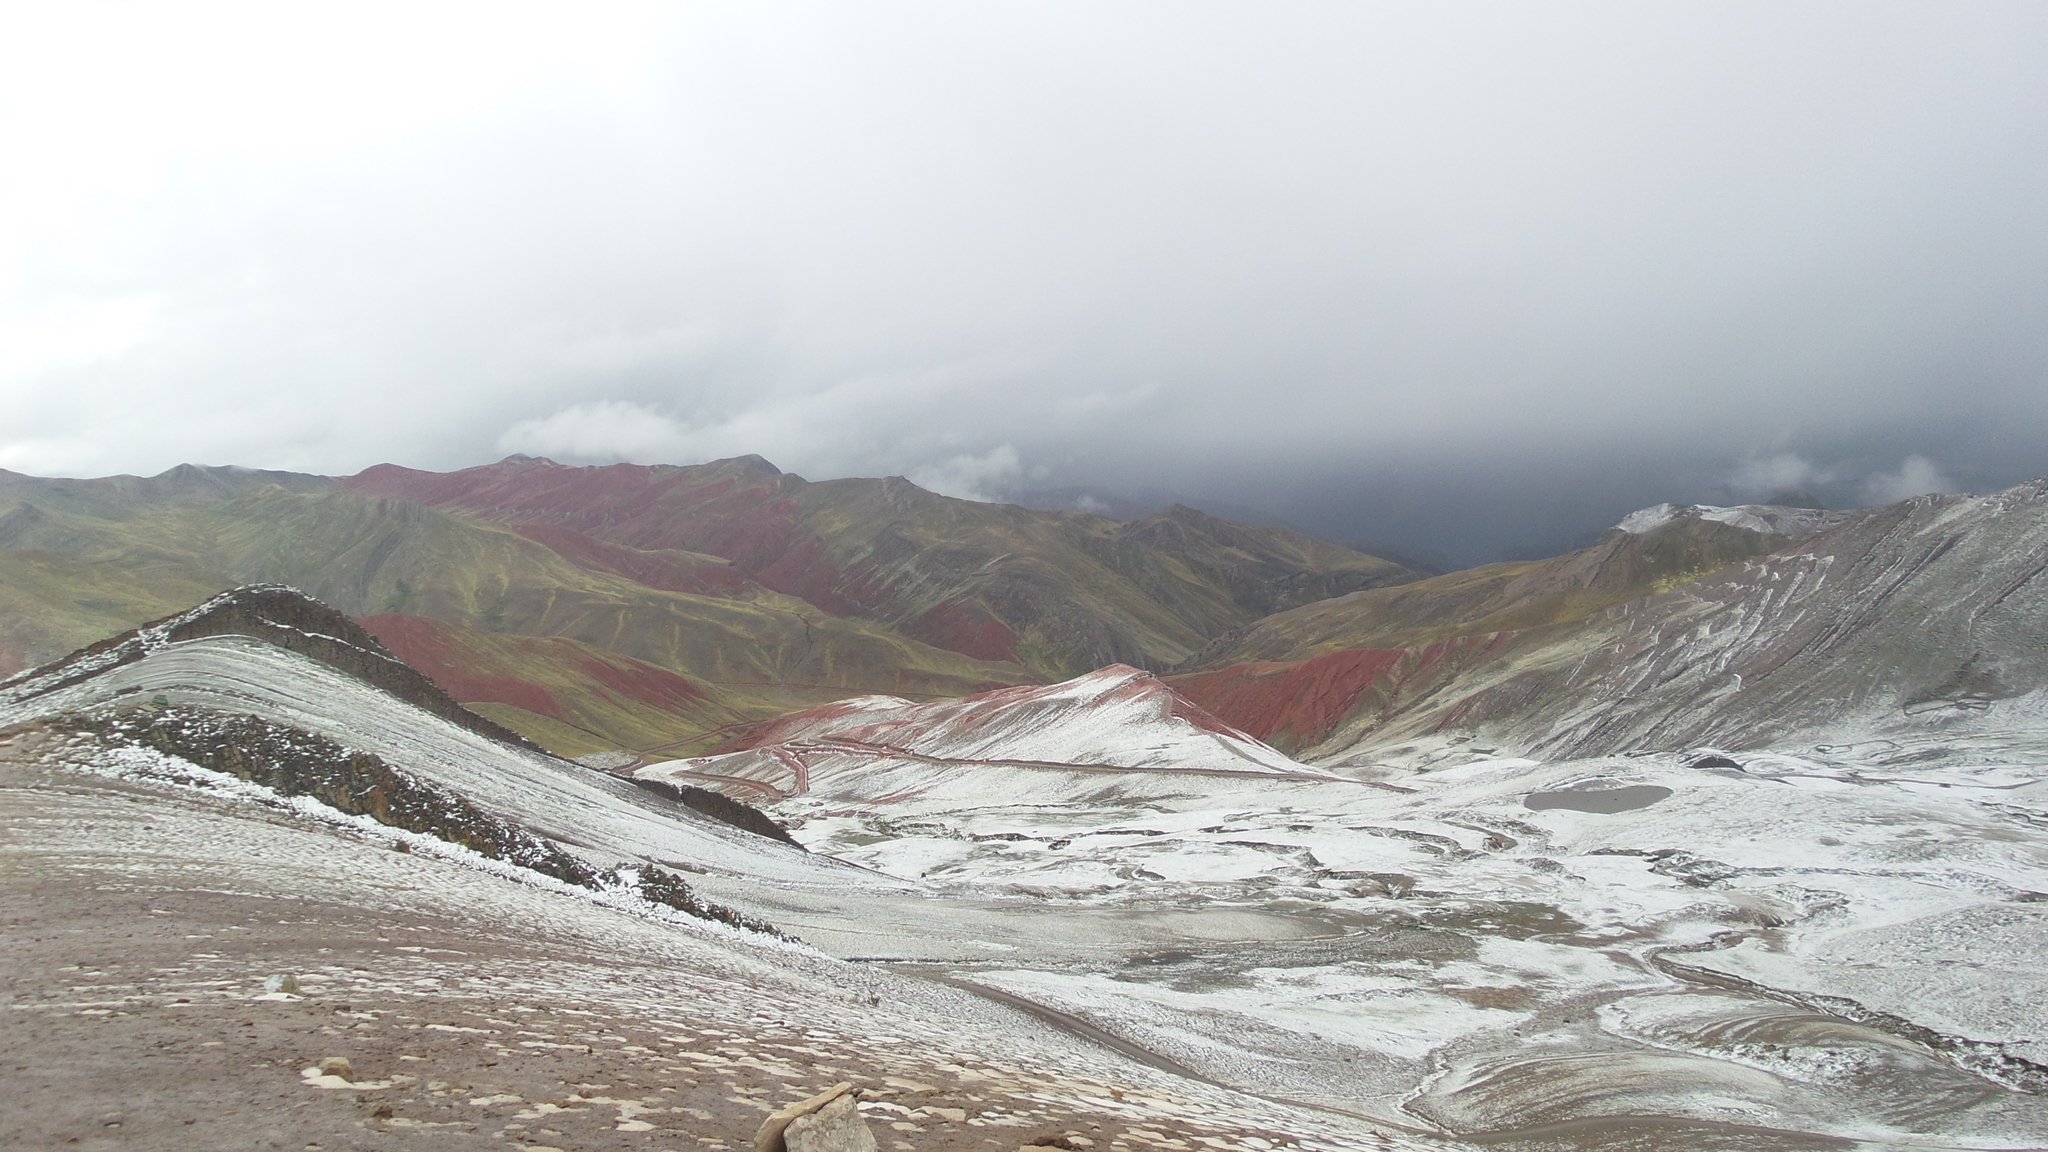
0 457 1415 755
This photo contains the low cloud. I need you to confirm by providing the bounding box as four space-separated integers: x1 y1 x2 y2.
907 445 1022 503
1725 452 1832 498
1054 383 1160 420
1861 454 1958 505
3 5 2047 565
497 401 693 462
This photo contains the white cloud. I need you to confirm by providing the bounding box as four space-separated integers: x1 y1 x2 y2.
0 297 157 381
1860 454 1958 505
1726 451 1830 496
907 445 1022 503
522 323 714 377
1055 382 1160 419
0 435 104 475
497 400 693 462
0 3 2042 564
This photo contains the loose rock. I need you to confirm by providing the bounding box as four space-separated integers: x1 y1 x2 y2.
264 974 300 994
756 1082 856 1152
317 1057 353 1081
784 1092 876 1152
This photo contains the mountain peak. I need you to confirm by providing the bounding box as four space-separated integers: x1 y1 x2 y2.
1613 501 1853 540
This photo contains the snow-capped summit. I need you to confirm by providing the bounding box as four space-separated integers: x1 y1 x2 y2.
1613 500 1853 539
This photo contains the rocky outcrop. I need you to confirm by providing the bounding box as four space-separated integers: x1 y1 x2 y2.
628 775 802 847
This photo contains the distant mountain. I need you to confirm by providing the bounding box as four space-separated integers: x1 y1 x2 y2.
0 456 1416 755
1179 500 1848 672
1173 487 2048 762
342 455 1419 676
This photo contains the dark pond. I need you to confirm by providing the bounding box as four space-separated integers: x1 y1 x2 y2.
1524 784 1673 813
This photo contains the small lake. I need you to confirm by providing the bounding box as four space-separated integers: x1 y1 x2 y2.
1524 784 1673 813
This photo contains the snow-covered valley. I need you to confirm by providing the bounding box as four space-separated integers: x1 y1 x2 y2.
666 680 2048 1148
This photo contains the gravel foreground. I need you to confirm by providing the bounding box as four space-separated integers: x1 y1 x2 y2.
0 728 1412 1152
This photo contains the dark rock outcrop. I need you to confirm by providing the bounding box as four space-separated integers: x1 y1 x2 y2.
629 776 803 848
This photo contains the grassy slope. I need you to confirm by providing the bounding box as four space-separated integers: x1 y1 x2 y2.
345 457 1421 678
354 613 820 760
0 552 230 677
0 481 1032 753
0 457 1421 756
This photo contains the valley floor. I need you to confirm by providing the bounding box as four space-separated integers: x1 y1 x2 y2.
0 731 1406 1152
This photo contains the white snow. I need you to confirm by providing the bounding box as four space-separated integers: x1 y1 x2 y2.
1613 501 1852 538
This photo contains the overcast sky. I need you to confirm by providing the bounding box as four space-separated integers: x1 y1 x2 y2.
3 2 2045 564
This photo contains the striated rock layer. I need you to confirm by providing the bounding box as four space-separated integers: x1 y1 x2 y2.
1174 481 2048 764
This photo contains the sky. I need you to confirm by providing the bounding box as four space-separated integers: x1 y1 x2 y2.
2 2 2045 565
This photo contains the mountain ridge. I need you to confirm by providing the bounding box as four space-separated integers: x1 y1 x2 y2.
0 455 1417 755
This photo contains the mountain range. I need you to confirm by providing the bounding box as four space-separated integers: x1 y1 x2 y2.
0 455 1414 756
9 464 2048 1147
12 455 2047 786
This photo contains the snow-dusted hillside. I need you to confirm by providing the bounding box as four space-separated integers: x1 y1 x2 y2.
1291 479 2048 763
636 665 1335 807
2 628 855 892
630 655 2048 1146
1612 500 1855 539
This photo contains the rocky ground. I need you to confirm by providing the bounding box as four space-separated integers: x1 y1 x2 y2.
0 727 1409 1152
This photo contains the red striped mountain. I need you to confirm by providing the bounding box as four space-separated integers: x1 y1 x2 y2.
1165 492 2048 763
343 455 1419 677
0 456 1415 756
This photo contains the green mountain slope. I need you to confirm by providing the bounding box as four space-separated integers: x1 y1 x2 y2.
345 455 1420 676
0 476 1031 751
0 458 1414 755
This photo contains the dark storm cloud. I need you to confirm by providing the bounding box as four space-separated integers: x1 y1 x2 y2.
3 2 2046 563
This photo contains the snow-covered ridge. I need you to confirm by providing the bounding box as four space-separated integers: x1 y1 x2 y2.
1613 501 1855 539
644 665 1337 806
735 665 1307 774
2 583 542 753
